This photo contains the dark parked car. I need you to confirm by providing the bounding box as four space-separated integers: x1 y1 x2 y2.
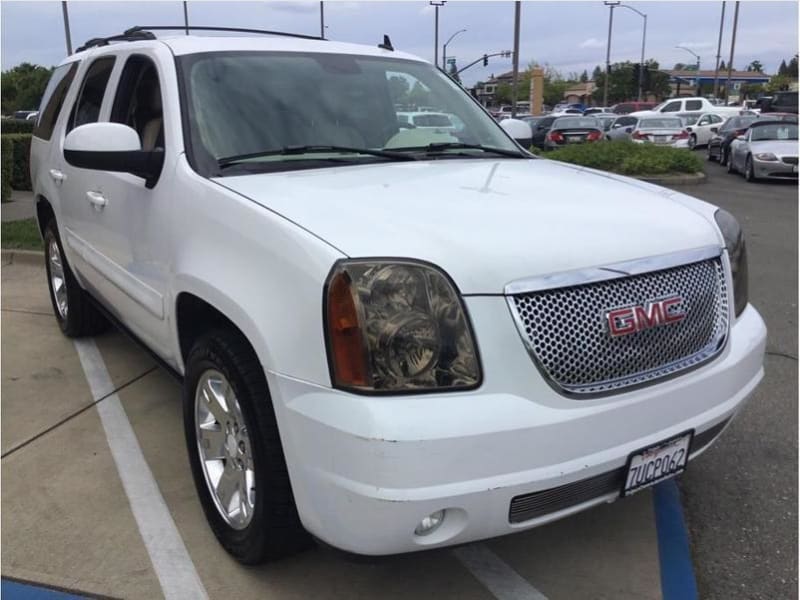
544 116 604 150
761 91 798 115
611 102 656 114
524 115 557 149
707 115 759 165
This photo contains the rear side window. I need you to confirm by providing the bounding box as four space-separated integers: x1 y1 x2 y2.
685 100 703 111
33 62 79 140
67 56 116 133
661 101 682 113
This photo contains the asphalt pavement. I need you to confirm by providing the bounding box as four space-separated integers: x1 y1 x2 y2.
663 156 798 600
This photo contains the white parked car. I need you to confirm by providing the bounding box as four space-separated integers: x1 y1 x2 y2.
630 117 691 148
631 96 741 119
31 27 766 564
680 112 728 149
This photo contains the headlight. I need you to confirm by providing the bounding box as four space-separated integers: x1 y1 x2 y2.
754 152 778 161
324 259 481 392
714 209 748 317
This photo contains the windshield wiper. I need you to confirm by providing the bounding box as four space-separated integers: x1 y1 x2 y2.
391 142 527 158
218 145 417 168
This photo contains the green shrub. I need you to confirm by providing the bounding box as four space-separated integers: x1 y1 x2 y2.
0 119 34 134
1 218 42 249
542 140 704 176
1 136 12 203
1 133 32 191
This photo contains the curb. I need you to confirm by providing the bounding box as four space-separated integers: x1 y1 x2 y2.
635 173 707 185
1 249 44 266
653 479 699 600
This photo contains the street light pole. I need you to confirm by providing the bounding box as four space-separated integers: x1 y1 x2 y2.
713 1 726 99
183 1 189 35
511 0 521 117
725 1 740 103
320 2 325 38
430 1 446 67
603 1 619 107
62 1 72 54
442 29 466 71
676 45 701 93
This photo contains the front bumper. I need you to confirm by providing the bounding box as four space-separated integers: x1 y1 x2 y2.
268 302 766 556
753 157 799 179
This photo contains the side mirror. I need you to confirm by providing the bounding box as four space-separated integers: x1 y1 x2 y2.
625 127 633 133
612 123 622 129
736 135 746 141
64 122 164 188
500 118 533 149
710 127 719 133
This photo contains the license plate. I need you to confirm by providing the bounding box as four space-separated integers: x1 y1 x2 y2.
568 136 583 142
623 431 693 496
654 136 667 143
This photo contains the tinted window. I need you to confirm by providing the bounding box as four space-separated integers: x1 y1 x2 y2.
661 101 682 112
617 116 637 126
68 57 115 132
33 62 78 140
111 55 164 151
685 100 703 111
554 117 598 128
750 123 798 141
614 104 632 113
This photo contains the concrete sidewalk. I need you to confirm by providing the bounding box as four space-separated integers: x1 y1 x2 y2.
2 190 35 222
1 260 665 600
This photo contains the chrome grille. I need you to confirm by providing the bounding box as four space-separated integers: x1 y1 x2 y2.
509 258 729 396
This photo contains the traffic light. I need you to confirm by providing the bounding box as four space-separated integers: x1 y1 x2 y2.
483 54 488 67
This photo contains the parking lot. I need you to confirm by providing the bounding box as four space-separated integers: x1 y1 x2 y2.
1 157 796 600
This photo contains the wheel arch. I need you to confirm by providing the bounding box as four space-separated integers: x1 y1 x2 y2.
35 194 55 236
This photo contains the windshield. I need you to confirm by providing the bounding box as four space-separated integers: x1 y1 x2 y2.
679 114 700 126
554 117 598 129
639 118 683 129
751 123 798 141
723 116 758 131
180 51 518 174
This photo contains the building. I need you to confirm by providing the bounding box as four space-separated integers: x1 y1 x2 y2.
665 69 770 99
562 81 597 106
473 71 515 106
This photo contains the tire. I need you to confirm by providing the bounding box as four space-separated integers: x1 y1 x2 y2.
720 147 729 167
183 329 310 564
727 153 736 174
745 155 758 182
688 134 697 150
707 144 715 161
43 219 108 337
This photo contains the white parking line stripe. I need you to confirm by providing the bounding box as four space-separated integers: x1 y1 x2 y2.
453 544 549 600
73 339 209 600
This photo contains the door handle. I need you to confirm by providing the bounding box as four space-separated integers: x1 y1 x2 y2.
49 169 66 185
86 190 107 209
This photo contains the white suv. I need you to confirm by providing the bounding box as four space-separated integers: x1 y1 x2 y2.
31 27 766 564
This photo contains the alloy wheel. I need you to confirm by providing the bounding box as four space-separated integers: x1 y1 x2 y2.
48 237 68 319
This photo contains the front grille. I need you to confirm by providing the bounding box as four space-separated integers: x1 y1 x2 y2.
509 258 729 396
782 156 798 165
508 418 731 524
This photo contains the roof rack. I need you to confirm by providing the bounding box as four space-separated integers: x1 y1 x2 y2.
76 25 326 54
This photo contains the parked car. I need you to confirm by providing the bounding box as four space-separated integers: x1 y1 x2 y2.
727 120 799 181
630 97 740 119
760 91 799 115
679 112 727 149
397 111 457 132
583 107 610 116
32 26 765 564
706 115 760 165
12 109 37 120
606 115 638 141
611 101 655 114
629 117 690 148
543 116 604 150
525 115 557 148
592 113 618 132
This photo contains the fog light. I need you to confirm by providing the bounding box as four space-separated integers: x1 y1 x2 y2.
414 510 445 536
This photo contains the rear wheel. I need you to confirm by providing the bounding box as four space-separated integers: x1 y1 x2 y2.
183 329 310 564
43 220 108 337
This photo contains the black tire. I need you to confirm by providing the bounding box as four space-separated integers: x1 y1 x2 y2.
43 219 108 337
706 145 715 161
688 134 697 150
183 330 310 564
720 147 729 167
727 153 736 174
745 155 757 182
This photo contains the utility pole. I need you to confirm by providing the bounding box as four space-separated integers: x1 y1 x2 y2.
183 1 189 35
603 1 620 107
511 0 521 117
725 0 739 103
713 1 726 99
430 1 446 67
320 2 325 38
61 1 72 54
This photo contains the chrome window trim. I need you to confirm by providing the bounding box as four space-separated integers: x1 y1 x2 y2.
504 245 723 295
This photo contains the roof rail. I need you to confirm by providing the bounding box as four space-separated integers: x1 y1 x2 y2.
75 29 156 53
125 25 326 41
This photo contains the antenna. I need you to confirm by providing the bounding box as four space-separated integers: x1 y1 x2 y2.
378 34 394 52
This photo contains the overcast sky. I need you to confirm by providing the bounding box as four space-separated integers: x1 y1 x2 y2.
1 0 797 87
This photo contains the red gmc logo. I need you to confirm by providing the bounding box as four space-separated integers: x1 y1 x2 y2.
606 296 686 337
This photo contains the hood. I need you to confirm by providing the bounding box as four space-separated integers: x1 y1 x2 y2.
215 158 722 294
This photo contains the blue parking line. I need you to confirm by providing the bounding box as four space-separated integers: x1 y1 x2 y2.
1 579 87 600
652 480 699 600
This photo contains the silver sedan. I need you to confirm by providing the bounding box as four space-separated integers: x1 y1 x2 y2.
728 121 798 182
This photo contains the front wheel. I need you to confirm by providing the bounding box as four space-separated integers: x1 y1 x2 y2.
688 134 697 150
183 330 310 564
727 153 736 174
745 155 758 182
43 220 108 337
720 147 729 167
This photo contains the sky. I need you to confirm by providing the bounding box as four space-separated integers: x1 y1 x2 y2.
1 0 798 87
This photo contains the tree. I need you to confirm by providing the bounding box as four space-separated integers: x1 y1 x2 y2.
592 65 603 81
591 59 670 104
766 74 792 93
1 62 53 115
673 62 686 71
788 54 799 78
739 83 765 99
746 60 763 72
778 60 789 76
718 60 726 71
579 70 589 83
495 82 512 105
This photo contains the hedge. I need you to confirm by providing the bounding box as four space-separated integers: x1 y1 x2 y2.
1 136 12 203
0 119 35 134
539 140 704 176
1 133 32 192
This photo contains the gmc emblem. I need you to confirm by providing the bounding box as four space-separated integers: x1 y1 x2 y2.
606 296 686 337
